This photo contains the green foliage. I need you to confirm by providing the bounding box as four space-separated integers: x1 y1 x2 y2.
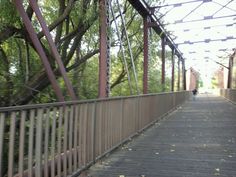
0 0 180 107
0 0 19 29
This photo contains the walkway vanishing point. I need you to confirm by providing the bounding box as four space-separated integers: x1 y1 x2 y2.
86 94 236 177
1 91 236 177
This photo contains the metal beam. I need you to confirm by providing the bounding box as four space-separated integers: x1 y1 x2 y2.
176 36 236 45
99 0 110 98
28 0 77 100
170 14 236 25
180 1 205 22
110 0 133 95
182 60 187 90
151 0 212 8
143 16 149 94
212 1 236 14
127 0 151 17
211 0 234 16
227 57 233 89
116 0 139 95
171 22 236 33
127 0 184 60
13 0 65 102
177 57 181 91
171 49 175 92
161 37 166 91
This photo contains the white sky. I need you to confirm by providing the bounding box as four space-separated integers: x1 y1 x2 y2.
149 0 236 81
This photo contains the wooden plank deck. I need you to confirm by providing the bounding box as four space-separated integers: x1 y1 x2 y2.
85 94 236 177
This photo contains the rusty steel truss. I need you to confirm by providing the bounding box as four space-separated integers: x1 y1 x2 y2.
14 0 77 101
14 0 187 101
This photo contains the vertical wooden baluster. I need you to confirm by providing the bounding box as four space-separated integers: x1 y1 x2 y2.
51 107 57 177
35 109 43 177
19 111 26 177
8 112 16 177
44 108 50 177
28 109 35 177
0 113 5 177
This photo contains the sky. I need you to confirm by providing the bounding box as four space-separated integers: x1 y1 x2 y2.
148 0 236 85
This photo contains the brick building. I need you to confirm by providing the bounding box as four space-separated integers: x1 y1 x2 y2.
186 67 200 91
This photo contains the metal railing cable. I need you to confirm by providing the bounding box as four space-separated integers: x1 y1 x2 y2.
110 0 133 95
116 0 140 94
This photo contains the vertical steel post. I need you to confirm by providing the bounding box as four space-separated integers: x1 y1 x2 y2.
106 0 111 97
227 56 233 89
182 59 187 90
143 16 149 94
13 0 65 102
177 57 180 91
161 37 166 91
28 0 77 100
171 49 175 92
99 0 110 98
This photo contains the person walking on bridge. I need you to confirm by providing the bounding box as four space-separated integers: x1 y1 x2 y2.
192 88 198 100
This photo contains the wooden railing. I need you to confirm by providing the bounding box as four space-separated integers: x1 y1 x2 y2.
220 89 236 103
0 91 190 177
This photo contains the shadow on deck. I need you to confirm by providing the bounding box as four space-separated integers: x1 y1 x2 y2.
86 94 236 177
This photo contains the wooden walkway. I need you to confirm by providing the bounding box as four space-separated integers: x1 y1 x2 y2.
85 94 236 177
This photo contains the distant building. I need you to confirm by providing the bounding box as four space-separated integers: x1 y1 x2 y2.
231 49 236 88
212 67 228 89
212 48 236 89
212 50 236 89
186 67 200 91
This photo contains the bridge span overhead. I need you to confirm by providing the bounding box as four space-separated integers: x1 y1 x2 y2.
0 0 236 177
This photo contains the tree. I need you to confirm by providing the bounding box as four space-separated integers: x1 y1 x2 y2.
0 0 167 107
0 0 100 106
